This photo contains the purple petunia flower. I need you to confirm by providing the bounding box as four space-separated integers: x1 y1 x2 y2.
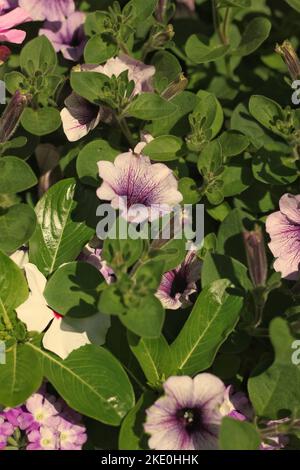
19 0 75 22
266 193 300 279
155 251 201 310
144 374 226 450
97 144 183 222
60 92 102 142
60 55 155 142
79 245 115 284
219 386 253 422
39 12 86 61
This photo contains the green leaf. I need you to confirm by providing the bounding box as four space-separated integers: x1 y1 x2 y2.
152 51 182 94
44 262 105 318
20 36 57 76
132 0 158 20
202 253 252 290
0 204 37 253
0 250 28 318
170 279 243 375
76 139 119 187
196 90 224 139
198 140 223 175
128 332 173 386
119 392 155 450
219 418 261 450
285 0 300 13
120 299 165 339
0 343 43 407
149 239 186 272
28 343 135 425
232 18 271 57
21 107 61 136
4 71 27 94
143 135 182 161
178 177 201 204
186 35 230 64
0 157 37 194
252 151 298 185
29 179 98 276
218 131 249 159
125 93 177 121
248 318 300 418
221 157 252 197
70 71 109 104
84 34 118 64
249 95 284 136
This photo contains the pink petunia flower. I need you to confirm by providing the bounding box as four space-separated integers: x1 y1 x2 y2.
266 193 300 279
19 0 75 22
39 12 86 61
0 7 31 44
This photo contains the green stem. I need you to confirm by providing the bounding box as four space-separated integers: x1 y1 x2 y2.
222 7 231 45
0 300 13 331
122 363 147 392
118 117 135 148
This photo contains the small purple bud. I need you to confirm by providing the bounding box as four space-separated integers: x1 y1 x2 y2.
0 90 30 143
243 227 268 287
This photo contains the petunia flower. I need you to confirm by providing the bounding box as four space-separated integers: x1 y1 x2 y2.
144 374 226 450
266 193 300 279
0 7 31 44
155 251 201 310
60 92 102 142
97 143 183 222
19 0 75 22
219 386 253 422
15 263 111 360
78 245 115 284
85 54 155 96
39 12 86 62
60 55 155 142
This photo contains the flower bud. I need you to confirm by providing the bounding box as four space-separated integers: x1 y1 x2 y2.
161 73 188 100
275 40 300 80
243 226 268 287
0 45 11 66
0 90 30 143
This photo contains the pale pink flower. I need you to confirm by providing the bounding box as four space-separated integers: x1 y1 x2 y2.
19 0 75 22
0 7 31 44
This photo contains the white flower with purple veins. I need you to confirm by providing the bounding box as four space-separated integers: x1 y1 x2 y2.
266 193 300 279
39 12 86 61
19 0 75 22
15 263 110 360
155 252 201 310
79 246 115 284
60 55 155 142
97 144 183 222
144 374 226 450
60 92 102 142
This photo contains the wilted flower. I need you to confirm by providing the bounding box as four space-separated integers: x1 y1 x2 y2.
0 7 31 44
19 0 75 22
144 374 226 450
155 251 201 310
266 193 300 279
97 143 183 222
15 263 110 360
39 12 86 62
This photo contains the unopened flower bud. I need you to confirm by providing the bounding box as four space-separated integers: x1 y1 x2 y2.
275 40 300 80
0 90 30 143
161 73 188 100
0 45 11 66
243 226 268 287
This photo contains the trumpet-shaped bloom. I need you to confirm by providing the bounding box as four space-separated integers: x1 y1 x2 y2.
155 251 201 310
266 193 300 279
97 144 183 222
19 0 75 22
0 7 31 44
144 374 226 450
16 263 110 360
39 12 86 61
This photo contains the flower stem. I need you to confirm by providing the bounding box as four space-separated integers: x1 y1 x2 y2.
118 117 135 148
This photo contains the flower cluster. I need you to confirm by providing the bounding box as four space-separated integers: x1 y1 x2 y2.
0 387 87 450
